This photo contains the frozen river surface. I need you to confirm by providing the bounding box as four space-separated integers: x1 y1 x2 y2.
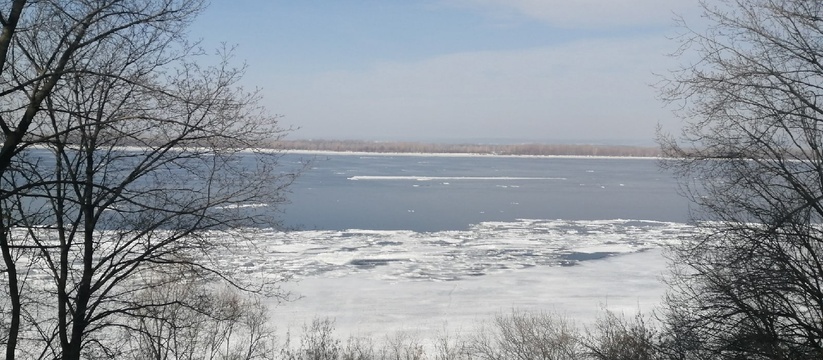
278 248 670 338
230 219 694 337
257 153 694 337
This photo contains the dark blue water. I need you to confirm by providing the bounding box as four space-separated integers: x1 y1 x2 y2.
280 153 691 232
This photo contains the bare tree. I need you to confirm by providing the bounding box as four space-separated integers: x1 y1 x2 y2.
659 0 823 358
0 1 295 359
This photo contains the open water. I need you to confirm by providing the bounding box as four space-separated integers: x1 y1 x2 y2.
280 153 691 231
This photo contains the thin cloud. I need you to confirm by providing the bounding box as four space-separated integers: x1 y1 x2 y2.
274 36 678 142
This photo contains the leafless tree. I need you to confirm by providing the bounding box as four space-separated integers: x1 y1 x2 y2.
0 1 295 359
659 0 823 358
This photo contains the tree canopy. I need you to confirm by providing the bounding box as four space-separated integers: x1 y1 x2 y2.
660 0 823 358
0 1 294 358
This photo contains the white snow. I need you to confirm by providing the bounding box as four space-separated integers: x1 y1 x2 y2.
273 248 671 338
248 219 693 338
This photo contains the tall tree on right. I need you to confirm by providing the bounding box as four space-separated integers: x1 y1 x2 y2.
659 0 823 359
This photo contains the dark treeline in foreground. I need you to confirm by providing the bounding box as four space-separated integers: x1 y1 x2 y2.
277 139 662 157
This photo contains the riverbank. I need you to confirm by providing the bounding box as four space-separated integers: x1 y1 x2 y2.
277 139 661 158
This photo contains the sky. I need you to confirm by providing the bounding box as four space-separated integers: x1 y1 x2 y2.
189 1 701 145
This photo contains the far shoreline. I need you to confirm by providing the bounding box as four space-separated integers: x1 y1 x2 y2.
284 149 661 160
277 139 662 159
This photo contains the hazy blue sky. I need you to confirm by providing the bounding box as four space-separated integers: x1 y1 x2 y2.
189 1 700 144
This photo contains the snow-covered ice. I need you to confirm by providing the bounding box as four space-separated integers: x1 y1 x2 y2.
273 248 671 338
220 219 694 338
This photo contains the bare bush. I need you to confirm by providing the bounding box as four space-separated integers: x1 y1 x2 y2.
282 318 343 360
583 310 659 360
341 336 379 360
470 310 582 360
432 330 472 360
275 310 696 360
379 332 426 360
125 274 277 360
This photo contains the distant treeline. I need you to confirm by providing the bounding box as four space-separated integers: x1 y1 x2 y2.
276 139 662 157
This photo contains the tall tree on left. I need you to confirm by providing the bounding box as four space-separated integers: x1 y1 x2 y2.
0 1 295 359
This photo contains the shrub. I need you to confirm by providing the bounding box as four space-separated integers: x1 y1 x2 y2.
583 310 659 360
470 310 583 360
